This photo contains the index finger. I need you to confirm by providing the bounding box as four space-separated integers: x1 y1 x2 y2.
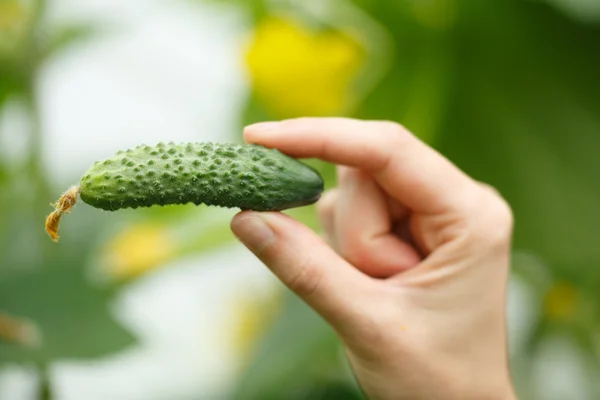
243 117 478 215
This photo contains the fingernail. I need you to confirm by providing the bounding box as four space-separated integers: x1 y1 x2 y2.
232 215 275 253
245 121 280 134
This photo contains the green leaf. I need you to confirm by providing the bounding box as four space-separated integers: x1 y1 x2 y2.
0 266 136 364
352 0 457 145
435 0 600 283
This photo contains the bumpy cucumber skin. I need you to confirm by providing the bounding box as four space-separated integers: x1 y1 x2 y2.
78 142 324 212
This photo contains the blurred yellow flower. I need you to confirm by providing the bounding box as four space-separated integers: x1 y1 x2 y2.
245 16 365 118
0 1 23 30
544 281 579 321
101 223 175 281
228 287 282 364
0 0 29 55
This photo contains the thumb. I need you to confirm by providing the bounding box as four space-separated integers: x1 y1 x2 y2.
230 211 368 329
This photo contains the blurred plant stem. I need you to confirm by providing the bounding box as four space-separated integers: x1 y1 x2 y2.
24 82 52 213
25 0 50 192
24 0 54 256
38 363 52 400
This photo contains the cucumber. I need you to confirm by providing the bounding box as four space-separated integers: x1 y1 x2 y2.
45 142 324 242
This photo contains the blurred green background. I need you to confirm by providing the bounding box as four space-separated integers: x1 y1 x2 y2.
0 0 599 399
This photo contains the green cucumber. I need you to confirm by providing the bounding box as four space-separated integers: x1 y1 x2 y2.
45 141 324 242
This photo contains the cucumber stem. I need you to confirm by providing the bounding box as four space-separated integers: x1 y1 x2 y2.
45 185 80 242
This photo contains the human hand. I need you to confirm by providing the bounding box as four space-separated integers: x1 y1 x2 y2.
230 118 516 400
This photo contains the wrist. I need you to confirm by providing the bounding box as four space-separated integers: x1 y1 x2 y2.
347 350 516 400
444 368 516 400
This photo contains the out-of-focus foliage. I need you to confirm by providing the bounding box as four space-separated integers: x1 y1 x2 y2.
1 0 599 398
225 0 600 398
0 0 31 59
0 267 134 364
229 290 351 400
0 0 135 393
543 0 600 23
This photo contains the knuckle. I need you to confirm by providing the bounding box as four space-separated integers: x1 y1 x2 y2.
374 119 407 134
287 255 323 297
467 186 514 248
344 298 401 348
492 194 514 228
375 120 412 142
482 186 514 229
369 120 414 172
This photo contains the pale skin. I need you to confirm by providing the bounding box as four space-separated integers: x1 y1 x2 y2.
230 118 517 400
